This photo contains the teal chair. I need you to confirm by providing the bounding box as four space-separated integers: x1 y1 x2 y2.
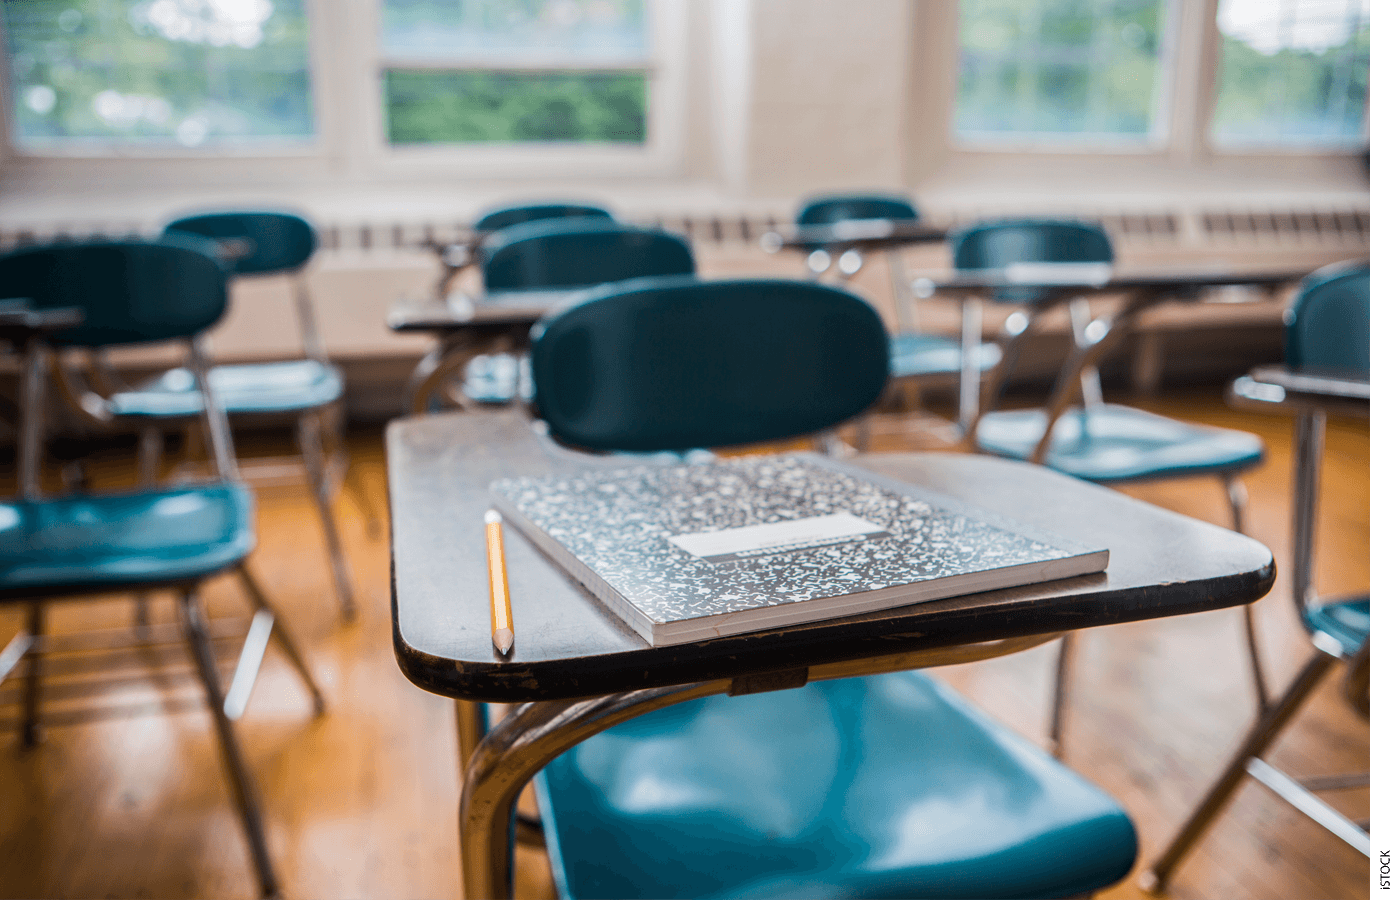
473 200 613 236
958 219 1267 755
794 193 1000 440
794 191 920 279
461 218 695 405
79 210 368 621
427 201 615 302
479 217 694 292
520 276 1139 899
0 238 325 899
1145 260 1370 891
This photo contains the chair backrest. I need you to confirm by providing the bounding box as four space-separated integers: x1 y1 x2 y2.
951 218 1114 305
473 202 614 236
1285 260 1368 377
952 218 1114 270
164 210 317 276
795 193 919 226
479 219 695 292
531 276 890 451
0 236 229 347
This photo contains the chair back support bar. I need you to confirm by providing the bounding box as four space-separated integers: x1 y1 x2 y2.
480 219 694 292
531 277 890 451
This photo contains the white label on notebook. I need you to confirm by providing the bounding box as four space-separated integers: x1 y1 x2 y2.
667 512 891 564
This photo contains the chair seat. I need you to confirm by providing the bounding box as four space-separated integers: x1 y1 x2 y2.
888 332 1002 379
1304 597 1369 658
974 404 1264 483
0 484 254 597
535 672 1137 900
110 360 343 418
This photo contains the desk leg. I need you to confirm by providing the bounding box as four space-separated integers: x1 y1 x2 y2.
459 681 729 900
455 699 486 773
406 339 490 415
1029 293 1157 465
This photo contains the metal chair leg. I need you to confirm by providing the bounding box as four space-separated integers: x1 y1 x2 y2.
1048 631 1076 759
320 405 380 543
21 602 44 748
296 413 357 621
1142 648 1338 894
1222 474 1270 713
235 563 327 716
177 589 281 899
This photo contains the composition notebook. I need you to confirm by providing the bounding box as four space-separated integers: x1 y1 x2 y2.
489 454 1108 647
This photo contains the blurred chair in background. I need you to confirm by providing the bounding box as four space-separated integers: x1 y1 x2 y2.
62 210 370 621
0 238 325 899
793 192 1000 443
515 275 1139 900
956 219 1267 756
426 201 615 302
459 218 695 406
1144 260 1370 892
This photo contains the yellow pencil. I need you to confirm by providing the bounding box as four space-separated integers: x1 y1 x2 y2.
484 509 514 655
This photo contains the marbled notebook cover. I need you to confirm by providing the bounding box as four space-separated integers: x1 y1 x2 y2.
490 454 1107 646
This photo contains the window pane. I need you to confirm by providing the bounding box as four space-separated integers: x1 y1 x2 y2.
1212 0 1368 146
955 0 1168 140
4 0 313 147
380 0 648 62
383 69 646 144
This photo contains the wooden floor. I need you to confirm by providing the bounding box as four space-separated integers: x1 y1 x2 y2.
0 386 1368 900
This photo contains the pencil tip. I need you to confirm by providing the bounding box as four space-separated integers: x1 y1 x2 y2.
493 628 514 655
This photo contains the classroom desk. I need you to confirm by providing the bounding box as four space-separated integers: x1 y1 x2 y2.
387 288 583 414
387 408 1276 899
759 219 949 255
912 266 1316 461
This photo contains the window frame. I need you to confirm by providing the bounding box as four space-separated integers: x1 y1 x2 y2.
0 0 689 179
1205 0 1370 154
949 0 1183 153
363 0 688 178
944 0 1368 158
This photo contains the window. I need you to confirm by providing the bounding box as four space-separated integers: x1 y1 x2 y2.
954 0 1171 142
3 0 315 148
379 0 651 145
1211 0 1369 147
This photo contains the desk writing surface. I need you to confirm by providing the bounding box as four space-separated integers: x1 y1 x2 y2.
388 410 1274 703
764 220 949 253
386 288 583 333
913 267 1309 300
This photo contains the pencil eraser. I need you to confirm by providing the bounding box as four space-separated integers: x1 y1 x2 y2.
484 509 502 524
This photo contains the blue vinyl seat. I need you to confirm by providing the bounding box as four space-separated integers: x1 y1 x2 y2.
518 275 1138 899
461 218 695 404
0 238 324 899
1145 260 1370 891
100 210 367 620
959 219 1266 754
794 192 1001 441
